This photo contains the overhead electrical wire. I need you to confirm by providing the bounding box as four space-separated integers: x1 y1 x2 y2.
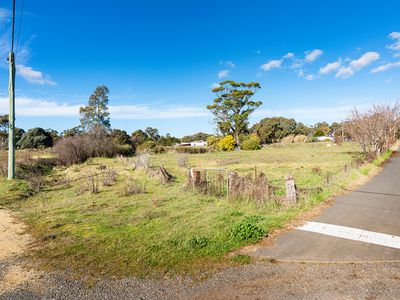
15 0 25 58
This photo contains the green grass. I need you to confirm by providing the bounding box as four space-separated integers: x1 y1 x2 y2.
0 142 387 278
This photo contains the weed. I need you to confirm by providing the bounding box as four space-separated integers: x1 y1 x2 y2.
231 220 266 242
102 167 117 186
123 177 146 196
177 153 189 168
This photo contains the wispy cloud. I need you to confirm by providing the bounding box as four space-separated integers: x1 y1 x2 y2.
387 32 400 51
217 69 229 79
319 59 341 74
371 61 400 73
260 59 282 71
0 97 210 119
16 64 57 86
335 67 354 79
219 60 236 68
304 49 323 62
282 52 294 59
349 51 379 70
335 52 379 79
305 74 315 81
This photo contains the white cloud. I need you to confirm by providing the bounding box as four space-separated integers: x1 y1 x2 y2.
319 60 341 74
254 50 262 54
335 67 355 79
282 52 294 59
387 32 400 51
297 69 305 77
260 59 282 71
0 97 210 120
371 61 400 73
334 52 379 79
211 83 220 89
305 74 315 81
304 49 323 62
254 101 397 124
349 51 380 70
217 70 229 79
16 64 57 86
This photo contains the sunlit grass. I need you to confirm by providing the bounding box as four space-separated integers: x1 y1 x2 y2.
1 142 385 278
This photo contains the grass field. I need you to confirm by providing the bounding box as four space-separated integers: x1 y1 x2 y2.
0 142 387 278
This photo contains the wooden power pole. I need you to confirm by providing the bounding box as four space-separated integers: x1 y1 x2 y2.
8 0 16 180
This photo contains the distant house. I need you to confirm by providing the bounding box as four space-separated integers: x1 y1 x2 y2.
190 140 207 147
177 140 208 147
316 136 333 142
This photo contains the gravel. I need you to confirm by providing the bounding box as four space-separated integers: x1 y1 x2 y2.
2 259 400 299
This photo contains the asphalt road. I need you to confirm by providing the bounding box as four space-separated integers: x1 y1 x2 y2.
255 152 400 262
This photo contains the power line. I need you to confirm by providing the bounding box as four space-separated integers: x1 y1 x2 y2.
15 0 25 57
11 0 16 52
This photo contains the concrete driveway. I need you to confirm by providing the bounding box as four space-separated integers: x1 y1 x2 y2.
255 152 400 262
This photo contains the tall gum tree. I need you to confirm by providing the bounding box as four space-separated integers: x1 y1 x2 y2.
207 80 262 149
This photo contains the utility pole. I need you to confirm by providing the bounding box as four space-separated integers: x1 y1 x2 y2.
8 0 16 180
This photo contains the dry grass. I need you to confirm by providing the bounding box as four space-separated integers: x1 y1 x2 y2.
2 142 386 278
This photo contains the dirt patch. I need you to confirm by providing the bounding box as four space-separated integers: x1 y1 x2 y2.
0 208 36 295
0 208 32 260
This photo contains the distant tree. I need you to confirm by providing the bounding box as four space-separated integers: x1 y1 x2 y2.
0 114 9 149
158 133 180 146
207 80 262 148
79 85 111 132
251 117 298 144
313 122 330 137
181 132 210 143
145 127 160 142
131 129 148 145
46 129 60 144
17 127 53 149
294 122 312 136
15 128 25 145
62 126 82 138
110 129 131 145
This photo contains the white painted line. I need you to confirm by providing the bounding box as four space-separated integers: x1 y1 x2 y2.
297 222 400 250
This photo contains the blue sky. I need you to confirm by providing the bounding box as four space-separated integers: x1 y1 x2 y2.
0 0 399 137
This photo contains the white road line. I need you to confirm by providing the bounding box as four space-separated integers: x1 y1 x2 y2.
297 222 400 250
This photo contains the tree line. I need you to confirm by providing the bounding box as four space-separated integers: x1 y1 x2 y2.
1 82 398 162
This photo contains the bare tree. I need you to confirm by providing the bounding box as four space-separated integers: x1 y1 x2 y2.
345 104 400 159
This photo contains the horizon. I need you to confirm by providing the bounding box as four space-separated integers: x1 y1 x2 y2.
0 0 399 136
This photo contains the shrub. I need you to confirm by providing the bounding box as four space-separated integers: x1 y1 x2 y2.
17 127 53 149
217 135 235 151
102 167 117 186
136 140 157 153
54 134 116 166
241 134 261 150
231 219 266 242
54 136 90 165
175 147 207 154
123 177 146 196
207 135 220 150
115 144 135 156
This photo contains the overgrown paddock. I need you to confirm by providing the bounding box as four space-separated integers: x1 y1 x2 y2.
1 142 383 278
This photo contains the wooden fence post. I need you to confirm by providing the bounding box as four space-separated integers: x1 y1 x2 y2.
285 175 297 203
